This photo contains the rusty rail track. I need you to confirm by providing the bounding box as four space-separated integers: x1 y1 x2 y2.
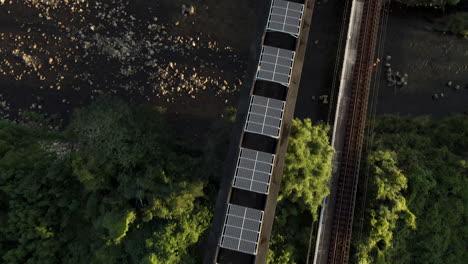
326 0 382 263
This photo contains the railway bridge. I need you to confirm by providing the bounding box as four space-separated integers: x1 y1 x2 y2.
313 0 383 263
204 0 383 263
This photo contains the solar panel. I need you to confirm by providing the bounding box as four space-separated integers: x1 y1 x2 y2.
245 95 285 138
232 148 275 194
256 45 295 86
219 204 264 255
267 0 304 37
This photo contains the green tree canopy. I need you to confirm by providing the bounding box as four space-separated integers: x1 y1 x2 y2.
268 119 334 264
0 121 81 264
353 115 468 264
355 150 416 264
280 118 334 217
0 97 219 264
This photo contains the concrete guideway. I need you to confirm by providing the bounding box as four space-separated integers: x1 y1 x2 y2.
204 0 317 263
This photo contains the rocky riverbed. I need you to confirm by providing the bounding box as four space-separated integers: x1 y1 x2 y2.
0 0 258 137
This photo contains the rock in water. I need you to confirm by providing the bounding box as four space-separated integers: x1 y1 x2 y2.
182 4 196 16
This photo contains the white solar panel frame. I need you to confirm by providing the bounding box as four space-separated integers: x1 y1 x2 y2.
232 148 275 194
245 95 285 138
256 45 295 86
219 204 264 255
266 0 304 37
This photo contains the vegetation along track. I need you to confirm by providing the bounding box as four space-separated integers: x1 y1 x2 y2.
327 0 383 263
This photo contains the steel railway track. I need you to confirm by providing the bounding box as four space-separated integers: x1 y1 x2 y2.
326 0 382 263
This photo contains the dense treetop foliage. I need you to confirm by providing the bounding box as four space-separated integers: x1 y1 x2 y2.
355 150 416 264
353 115 468 264
0 97 223 264
268 119 334 264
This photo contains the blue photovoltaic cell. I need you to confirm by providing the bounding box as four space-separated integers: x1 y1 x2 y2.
232 147 275 194
267 0 304 36
256 45 295 86
245 95 285 138
219 204 264 255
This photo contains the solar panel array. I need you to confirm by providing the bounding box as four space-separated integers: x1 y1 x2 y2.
245 95 285 138
232 148 275 194
219 204 264 255
256 45 295 86
267 0 304 36
215 0 306 260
